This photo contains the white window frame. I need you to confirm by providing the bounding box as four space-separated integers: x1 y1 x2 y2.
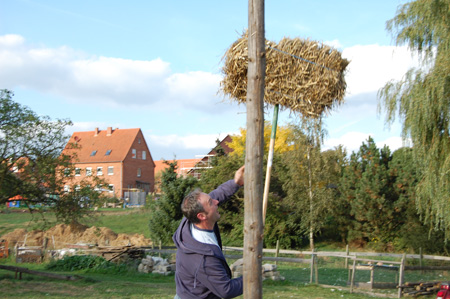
137 168 141 177
97 166 103 176
64 185 70 193
132 149 136 159
108 166 114 175
142 151 146 160
75 168 81 176
108 184 114 193
86 167 92 176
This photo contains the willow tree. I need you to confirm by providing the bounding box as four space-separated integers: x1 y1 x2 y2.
378 0 450 238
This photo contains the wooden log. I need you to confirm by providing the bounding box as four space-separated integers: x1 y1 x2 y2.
0 265 82 281
243 1 265 298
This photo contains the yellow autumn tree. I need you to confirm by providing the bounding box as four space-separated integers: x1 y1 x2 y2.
227 121 294 156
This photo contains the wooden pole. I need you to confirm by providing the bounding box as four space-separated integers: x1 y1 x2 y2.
398 253 406 298
350 258 356 293
244 0 265 298
275 239 280 266
243 0 266 298
262 104 279 224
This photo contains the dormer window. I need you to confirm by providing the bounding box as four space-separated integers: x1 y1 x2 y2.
90 150 97 156
105 150 112 156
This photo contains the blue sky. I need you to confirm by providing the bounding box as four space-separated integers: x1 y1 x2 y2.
1 0 415 160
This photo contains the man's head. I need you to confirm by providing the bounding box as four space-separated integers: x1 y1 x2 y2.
182 188 220 228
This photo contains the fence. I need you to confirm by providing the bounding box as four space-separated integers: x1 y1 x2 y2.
123 190 147 207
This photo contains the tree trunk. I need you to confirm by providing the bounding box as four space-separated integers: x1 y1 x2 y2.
244 0 265 298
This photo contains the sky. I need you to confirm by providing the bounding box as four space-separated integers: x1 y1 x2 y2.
0 0 417 161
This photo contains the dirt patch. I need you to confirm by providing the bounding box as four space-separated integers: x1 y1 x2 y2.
1 223 152 249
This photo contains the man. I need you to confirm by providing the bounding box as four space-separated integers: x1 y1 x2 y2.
173 166 244 299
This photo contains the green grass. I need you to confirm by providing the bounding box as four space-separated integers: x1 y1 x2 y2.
0 208 444 298
89 208 151 238
0 260 394 299
0 207 150 238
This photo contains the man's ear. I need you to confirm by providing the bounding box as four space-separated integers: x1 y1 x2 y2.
197 212 206 221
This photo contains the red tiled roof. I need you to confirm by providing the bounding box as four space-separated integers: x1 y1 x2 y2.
63 127 142 163
154 159 202 175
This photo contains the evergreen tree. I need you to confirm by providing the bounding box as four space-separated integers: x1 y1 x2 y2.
148 161 198 245
340 137 405 249
378 0 450 237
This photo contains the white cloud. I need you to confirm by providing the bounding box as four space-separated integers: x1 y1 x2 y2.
324 131 371 153
343 44 419 96
0 34 227 114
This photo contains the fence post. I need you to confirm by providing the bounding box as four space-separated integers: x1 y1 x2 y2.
159 240 162 258
350 258 356 293
345 244 349 269
314 251 319 284
275 240 280 266
310 250 315 283
419 247 423 275
398 253 406 298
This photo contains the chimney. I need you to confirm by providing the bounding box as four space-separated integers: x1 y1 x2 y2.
107 127 113 136
94 128 99 136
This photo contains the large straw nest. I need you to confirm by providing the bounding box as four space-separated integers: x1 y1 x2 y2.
221 33 349 118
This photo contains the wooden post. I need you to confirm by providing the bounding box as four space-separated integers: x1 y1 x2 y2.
310 250 315 283
262 104 279 224
419 247 423 274
314 253 319 284
398 253 406 298
244 0 265 298
275 239 280 266
345 244 349 269
158 240 162 258
350 258 356 293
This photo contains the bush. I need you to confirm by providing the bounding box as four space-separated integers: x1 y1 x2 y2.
46 255 128 274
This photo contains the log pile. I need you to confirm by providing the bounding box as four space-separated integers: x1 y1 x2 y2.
398 281 441 297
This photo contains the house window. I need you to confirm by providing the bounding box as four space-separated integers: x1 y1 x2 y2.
108 184 114 193
64 168 70 177
142 151 146 160
138 138 141 144
137 168 141 177
75 185 81 192
105 150 112 156
86 167 92 176
97 167 103 175
90 150 97 156
75 168 81 176
64 185 70 193
132 149 136 158
108 166 114 175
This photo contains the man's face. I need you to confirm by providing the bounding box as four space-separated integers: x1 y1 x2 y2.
198 192 220 225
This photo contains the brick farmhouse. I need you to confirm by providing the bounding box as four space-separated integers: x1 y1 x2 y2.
62 127 155 199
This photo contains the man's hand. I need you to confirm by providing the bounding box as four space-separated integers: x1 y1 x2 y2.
234 165 245 186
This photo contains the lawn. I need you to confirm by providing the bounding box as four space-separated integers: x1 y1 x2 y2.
0 207 442 298
0 261 396 299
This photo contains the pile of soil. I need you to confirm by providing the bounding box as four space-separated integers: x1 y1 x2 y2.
1 223 152 249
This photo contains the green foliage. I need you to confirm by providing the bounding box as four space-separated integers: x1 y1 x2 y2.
46 255 128 274
198 155 245 246
0 89 112 225
378 0 450 238
0 89 73 205
278 120 343 249
148 160 198 244
340 138 398 246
